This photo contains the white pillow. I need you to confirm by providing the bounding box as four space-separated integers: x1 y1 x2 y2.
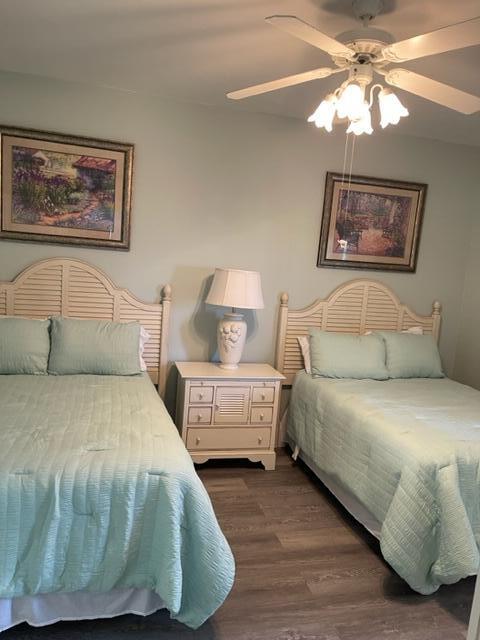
139 326 150 371
297 335 311 374
402 326 424 335
364 326 423 336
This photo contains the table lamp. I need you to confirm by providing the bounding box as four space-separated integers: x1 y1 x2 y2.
206 268 264 369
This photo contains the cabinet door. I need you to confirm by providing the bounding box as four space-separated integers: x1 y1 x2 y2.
214 386 250 424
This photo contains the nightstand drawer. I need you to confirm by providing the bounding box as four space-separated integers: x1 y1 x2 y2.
189 385 214 404
187 406 212 425
252 386 275 403
187 427 271 451
250 406 273 425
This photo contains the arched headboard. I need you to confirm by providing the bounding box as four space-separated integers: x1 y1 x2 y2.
0 258 171 397
275 279 442 385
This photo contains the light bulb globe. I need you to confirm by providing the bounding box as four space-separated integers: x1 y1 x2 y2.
346 102 373 135
337 83 365 121
307 94 337 132
378 88 409 129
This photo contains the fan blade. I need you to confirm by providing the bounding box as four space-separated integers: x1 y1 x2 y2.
382 16 480 62
227 67 336 100
384 68 480 114
265 15 354 58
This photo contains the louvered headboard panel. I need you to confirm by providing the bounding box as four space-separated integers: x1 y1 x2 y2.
275 279 441 385
0 258 171 397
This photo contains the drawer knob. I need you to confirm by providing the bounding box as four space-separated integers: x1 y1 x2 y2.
195 437 201 445
261 393 266 400
197 414 202 422
258 436 263 444
260 413 264 421
198 393 204 400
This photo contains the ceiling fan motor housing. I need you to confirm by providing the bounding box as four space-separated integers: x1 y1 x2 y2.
352 0 384 25
348 63 374 86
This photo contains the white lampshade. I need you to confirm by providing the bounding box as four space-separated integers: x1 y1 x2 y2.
206 268 264 310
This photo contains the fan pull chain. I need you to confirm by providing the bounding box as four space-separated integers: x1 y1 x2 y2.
344 133 356 217
341 131 351 187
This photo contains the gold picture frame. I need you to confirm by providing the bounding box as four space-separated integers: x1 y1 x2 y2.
0 126 133 250
318 172 427 272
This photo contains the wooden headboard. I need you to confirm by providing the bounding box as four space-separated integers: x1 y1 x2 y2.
0 258 171 397
275 279 442 385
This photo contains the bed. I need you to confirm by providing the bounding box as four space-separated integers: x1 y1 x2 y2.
0 258 234 632
274 279 480 594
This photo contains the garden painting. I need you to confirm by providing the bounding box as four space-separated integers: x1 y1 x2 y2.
318 173 427 272
12 147 116 231
0 127 133 249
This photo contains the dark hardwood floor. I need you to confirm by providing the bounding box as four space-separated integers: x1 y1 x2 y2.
4 449 474 639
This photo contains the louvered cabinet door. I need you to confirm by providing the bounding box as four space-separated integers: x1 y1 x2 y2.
213 386 250 424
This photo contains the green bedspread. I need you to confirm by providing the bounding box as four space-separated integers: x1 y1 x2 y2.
0 374 234 628
288 372 480 594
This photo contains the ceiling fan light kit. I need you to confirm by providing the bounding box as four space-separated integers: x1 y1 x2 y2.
308 66 409 135
227 3 480 136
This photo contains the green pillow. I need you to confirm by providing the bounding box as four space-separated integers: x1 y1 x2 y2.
376 331 444 379
48 317 141 375
0 317 50 374
309 329 388 380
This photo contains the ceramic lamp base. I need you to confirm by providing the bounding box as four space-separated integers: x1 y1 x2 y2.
217 313 247 369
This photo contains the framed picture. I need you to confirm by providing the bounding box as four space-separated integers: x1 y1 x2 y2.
0 126 133 250
317 172 427 272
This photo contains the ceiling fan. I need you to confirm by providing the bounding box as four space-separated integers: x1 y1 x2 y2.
227 0 480 135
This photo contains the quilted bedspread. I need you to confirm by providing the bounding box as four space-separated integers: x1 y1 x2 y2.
288 372 480 594
0 374 234 629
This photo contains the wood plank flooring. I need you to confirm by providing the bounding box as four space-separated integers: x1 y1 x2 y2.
4 449 474 639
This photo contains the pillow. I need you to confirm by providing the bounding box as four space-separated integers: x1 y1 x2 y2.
297 336 311 374
364 326 424 336
0 317 50 374
299 327 423 376
309 329 388 380
402 326 424 335
139 326 150 372
376 331 444 379
49 317 142 376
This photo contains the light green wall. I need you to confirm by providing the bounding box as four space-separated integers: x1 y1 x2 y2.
0 70 478 393
454 207 480 389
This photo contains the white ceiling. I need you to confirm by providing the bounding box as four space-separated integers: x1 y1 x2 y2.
1 0 479 146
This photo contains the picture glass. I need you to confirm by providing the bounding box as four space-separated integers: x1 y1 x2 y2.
0 129 132 249
327 182 419 266
318 173 426 272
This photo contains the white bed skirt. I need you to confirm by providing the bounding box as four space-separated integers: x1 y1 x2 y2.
0 588 165 632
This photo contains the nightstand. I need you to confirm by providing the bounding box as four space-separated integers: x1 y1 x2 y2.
175 362 285 470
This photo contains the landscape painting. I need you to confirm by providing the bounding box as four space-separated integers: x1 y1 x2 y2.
317 173 427 272
0 127 133 249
